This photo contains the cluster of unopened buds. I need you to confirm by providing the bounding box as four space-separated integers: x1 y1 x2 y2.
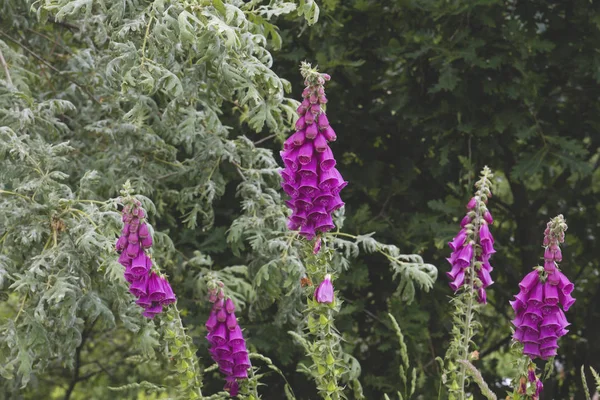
205 283 251 396
115 199 176 318
446 168 495 303
511 215 575 360
280 64 347 243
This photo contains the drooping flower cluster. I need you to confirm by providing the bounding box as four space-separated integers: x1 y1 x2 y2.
446 167 495 303
314 274 334 304
511 215 575 360
205 284 251 396
115 199 175 318
280 63 347 241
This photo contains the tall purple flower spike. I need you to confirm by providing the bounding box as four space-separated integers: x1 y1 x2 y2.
115 199 176 318
205 288 251 397
446 167 495 303
511 215 574 361
280 63 347 242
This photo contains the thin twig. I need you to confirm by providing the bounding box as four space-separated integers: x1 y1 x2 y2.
0 46 12 85
254 133 276 145
0 30 99 104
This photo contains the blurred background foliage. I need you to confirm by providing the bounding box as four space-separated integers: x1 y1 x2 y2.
1 0 599 399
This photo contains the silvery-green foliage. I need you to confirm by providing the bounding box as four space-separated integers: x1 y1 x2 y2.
0 0 437 397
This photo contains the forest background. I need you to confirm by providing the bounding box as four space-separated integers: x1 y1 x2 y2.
1 0 599 399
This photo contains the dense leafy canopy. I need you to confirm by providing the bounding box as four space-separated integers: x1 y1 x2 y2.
1 0 599 399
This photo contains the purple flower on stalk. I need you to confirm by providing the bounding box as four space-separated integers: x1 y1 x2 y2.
315 274 334 303
446 167 495 303
280 63 347 247
205 287 251 395
510 215 574 360
115 199 176 318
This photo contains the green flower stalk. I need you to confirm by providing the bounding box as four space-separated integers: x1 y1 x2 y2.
443 166 494 400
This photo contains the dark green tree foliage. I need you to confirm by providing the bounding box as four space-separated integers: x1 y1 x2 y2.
275 0 600 398
1 0 599 399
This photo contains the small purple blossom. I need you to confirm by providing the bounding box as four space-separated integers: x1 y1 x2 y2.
280 65 347 246
115 199 175 318
446 168 495 303
315 274 334 304
511 215 574 360
205 289 250 396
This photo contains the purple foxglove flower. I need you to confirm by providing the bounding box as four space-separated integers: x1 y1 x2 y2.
215 344 232 358
233 368 249 379
299 157 318 179
308 205 327 221
319 168 342 190
231 340 247 355
299 175 319 197
291 130 306 147
116 236 128 252
206 311 218 332
219 355 234 369
455 243 474 268
282 182 299 198
224 381 239 396
318 113 329 129
510 298 527 313
207 323 228 346
228 325 245 346
523 343 541 358
314 192 334 207
479 223 494 244
477 287 487 304
138 223 149 239
315 215 335 232
554 270 574 295
558 291 576 311
294 197 313 213
527 283 543 307
309 93 318 104
130 274 148 297
543 283 559 305
118 251 132 268
136 295 152 309
314 133 328 152
281 148 299 171
522 329 539 343
518 271 540 294
318 146 336 171
297 99 309 115
128 231 139 245
535 378 543 396
234 354 251 372
290 209 307 226
300 222 316 240
217 308 227 323
544 260 556 273
327 194 344 213
296 115 306 130
306 122 318 139
142 303 163 319
298 142 314 165
147 273 166 302
460 215 471 227
305 111 315 125
225 298 235 314
448 270 465 291
126 242 140 259
310 104 321 115
448 230 467 251
466 197 477 209
478 267 493 287
322 126 337 142
160 281 176 305
315 274 334 303
483 210 493 225
313 237 322 254
131 252 149 275
122 223 130 236
226 313 237 330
